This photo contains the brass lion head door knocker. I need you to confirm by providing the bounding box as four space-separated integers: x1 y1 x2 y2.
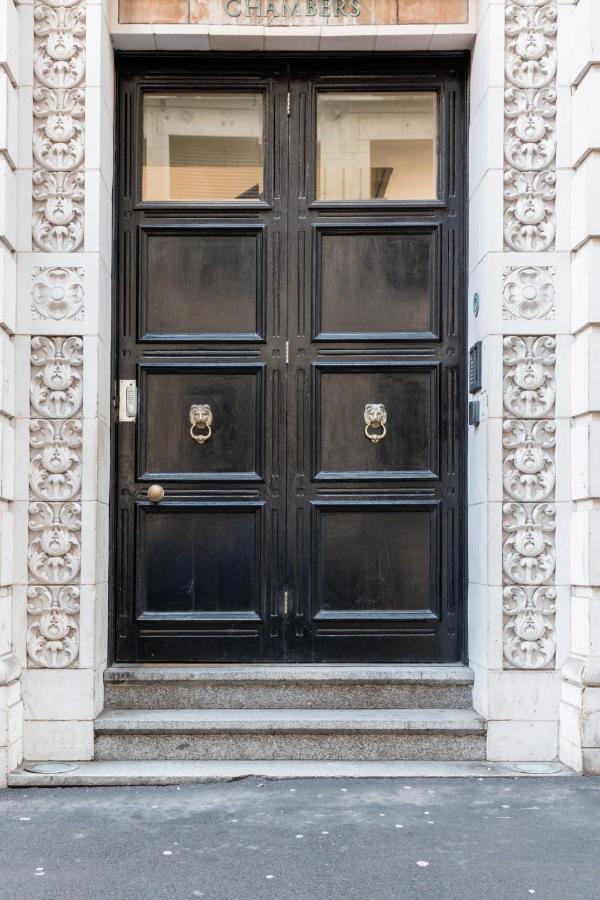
189 404 213 445
364 403 387 444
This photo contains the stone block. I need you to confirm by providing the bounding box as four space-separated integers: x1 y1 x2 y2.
23 719 94 761
22 669 97 721
0 72 17 168
0 0 19 86
486 719 558 761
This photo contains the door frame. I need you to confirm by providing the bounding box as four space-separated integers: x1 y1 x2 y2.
108 51 470 665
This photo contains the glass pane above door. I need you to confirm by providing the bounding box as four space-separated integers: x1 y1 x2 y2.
142 93 264 201
316 92 438 201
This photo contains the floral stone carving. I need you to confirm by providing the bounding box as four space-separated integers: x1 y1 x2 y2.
502 501 556 586
502 331 557 670
32 267 84 320
32 0 86 251
503 585 557 669
26 585 80 668
503 266 556 320
30 336 83 419
504 1 557 252
502 419 556 502
30 419 83 501
503 335 556 419
27 501 81 585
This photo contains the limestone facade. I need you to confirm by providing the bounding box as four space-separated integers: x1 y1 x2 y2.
1 0 600 781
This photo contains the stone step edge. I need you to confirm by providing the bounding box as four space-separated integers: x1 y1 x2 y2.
95 708 486 735
8 759 576 787
104 665 474 685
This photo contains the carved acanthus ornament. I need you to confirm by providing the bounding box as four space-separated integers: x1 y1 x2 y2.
503 585 557 669
503 419 555 502
32 0 86 251
27 337 83 668
30 336 83 419
504 1 557 251
502 334 557 669
30 419 82 501
502 335 556 418
26 585 80 668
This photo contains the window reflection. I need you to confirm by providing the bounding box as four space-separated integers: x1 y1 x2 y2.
142 93 264 201
316 92 438 201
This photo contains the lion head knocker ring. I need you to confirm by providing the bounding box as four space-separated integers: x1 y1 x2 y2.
189 404 213 445
364 403 387 444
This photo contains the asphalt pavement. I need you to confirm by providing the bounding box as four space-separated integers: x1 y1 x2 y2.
1 776 599 900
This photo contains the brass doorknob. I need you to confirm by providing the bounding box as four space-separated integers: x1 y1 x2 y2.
147 484 165 502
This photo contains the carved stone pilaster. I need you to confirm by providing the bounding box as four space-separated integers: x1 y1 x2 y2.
502 335 557 669
32 0 86 252
27 337 83 668
504 1 557 252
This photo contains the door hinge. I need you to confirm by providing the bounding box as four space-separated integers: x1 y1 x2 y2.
285 341 290 364
283 589 289 617
287 91 291 116
119 379 137 422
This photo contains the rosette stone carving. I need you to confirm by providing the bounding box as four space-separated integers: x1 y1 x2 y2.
503 266 556 320
504 1 557 252
26 585 80 668
30 336 83 418
32 266 84 320
30 419 82 501
503 335 556 418
32 0 86 251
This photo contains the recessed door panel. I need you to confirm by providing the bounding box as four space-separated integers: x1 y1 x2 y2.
314 226 439 340
312 502 440 619
138 363 264 481
137 502 263 618
139 226 265 341
314 362 438 479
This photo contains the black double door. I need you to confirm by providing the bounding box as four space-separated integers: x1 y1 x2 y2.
114 55 467 664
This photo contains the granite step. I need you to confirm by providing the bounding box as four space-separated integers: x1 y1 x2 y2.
103 665 475 710
94 708 487 762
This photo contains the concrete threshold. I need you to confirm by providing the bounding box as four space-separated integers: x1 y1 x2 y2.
8 759 575 787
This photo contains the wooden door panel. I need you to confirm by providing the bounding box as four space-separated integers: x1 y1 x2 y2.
136 501 263 620
115 56 466 665
137 362 265 481
313 361 438 480
139 224 266 342
285 60 467 664
311 502 440 619
314 225 440 341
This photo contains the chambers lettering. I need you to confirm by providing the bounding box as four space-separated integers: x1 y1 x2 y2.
225 0 361 17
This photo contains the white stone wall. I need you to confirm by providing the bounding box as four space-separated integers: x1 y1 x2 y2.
1 0 596 776
8 0 113 765
559 0 600 774
0 0 22 786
